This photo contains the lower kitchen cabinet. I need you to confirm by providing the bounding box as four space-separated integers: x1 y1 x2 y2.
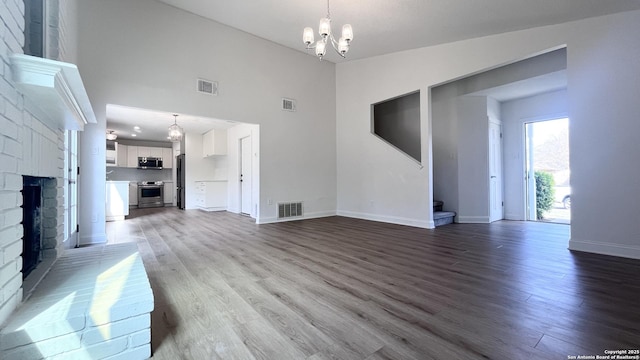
164 181 174 205
106 181 129 221
194 181 227 211
129 182 138 207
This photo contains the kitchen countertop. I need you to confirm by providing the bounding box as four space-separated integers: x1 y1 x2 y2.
106 180 130 183
196 180 228 182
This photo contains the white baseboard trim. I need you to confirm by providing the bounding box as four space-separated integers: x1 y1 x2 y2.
504 213 525 221
257 211 336 225
79 233 107 246
336 210 432 229
569 238 640 260
197 206 226 212
456 216 490 224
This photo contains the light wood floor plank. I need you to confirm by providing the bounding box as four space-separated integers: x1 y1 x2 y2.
105 209 640 359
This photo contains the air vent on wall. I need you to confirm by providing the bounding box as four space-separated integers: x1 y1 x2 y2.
278 202 303 219
282 98 296 112
197 79 218 95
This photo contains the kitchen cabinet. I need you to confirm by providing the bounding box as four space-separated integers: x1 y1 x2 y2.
137 146 151 158
150 147 163 158
117 144 128 167
123 145 172 168
129 182 138 206
163 182 174 204
194 181 227 211
162 148 173 169
106 181 130 221
202 129 227 157
127 146 138 168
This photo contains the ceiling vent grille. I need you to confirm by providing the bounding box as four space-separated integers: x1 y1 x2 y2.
278 202 303 219
197 79 218 95
282 98 296 112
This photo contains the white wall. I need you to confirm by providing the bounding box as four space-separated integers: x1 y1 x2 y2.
337 9 640 258
431 84 459 213
76 0 337 235
566 11 640 259
501 89 568 220
456 96 490 223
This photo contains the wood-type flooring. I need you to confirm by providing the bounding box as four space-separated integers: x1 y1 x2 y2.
105 208 640 359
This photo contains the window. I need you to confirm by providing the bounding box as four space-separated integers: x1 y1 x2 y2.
23 0 59 59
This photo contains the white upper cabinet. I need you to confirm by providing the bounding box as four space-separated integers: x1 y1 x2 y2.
117 144 128 167
127 146 138 168
162 148 173 169
202 129 227 157
137 146 151 158
150 147 163 158
117 144 173 168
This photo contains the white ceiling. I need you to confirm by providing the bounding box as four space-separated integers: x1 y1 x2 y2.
156 0 640 63
106 104 237 143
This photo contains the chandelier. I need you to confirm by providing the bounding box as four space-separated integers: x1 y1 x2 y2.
303 0 353 60
106 130 117 141
168 114 183 143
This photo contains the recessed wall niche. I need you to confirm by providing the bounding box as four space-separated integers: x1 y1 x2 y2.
371 90 421 162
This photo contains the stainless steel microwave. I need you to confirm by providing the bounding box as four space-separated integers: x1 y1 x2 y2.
138 157 163 169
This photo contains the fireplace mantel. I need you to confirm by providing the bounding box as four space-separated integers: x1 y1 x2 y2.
9 54 96 131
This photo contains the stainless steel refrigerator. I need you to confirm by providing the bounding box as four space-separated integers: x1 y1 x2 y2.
176 154 185 210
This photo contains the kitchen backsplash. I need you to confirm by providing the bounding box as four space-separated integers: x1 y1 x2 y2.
107 167 173 182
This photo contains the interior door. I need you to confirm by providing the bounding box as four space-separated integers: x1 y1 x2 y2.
240 136 252 215
489 120 503 222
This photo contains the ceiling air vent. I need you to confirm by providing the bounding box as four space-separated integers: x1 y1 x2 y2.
197 79 218 95
278 202 303 219
282 98 296 112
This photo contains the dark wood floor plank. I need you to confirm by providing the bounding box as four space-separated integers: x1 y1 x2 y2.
104 209 640 359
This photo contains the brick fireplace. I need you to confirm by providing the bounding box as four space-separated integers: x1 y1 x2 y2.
0 103 66 324
21 176 59 281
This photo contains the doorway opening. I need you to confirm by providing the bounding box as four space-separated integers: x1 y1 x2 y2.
524 118 570 224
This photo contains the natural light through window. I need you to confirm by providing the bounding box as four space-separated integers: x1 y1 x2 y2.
89 253 138 339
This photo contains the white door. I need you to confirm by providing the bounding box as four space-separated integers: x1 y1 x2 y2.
524 123 537 221
240 136 252 215
489 120 503 222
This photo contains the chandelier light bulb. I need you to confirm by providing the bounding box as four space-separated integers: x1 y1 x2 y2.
315 41 327 57
342 24 353 42
319 18 331 38
338 37 349 54
303 27 314 45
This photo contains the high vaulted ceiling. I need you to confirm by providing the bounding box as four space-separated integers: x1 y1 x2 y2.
156 0 640 63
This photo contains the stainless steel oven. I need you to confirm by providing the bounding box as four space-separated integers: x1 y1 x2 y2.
138 181 164 208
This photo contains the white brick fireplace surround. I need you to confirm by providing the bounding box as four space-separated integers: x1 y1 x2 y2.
0 243 154 359
0 2 68 327
1 1 153 359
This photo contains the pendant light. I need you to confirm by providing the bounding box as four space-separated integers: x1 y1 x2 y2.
168 114 183 142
